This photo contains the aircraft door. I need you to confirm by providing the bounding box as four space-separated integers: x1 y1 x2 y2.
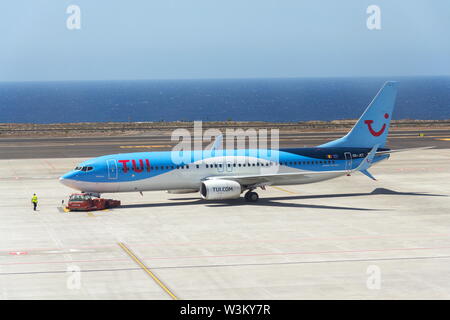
216 161 224 173
107 159 118 179
226 160 233 173
344 152 352 173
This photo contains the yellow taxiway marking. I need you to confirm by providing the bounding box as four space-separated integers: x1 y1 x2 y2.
118 242 178 300
271 186 297 194
391 135 450 139
120 145 172 149
436 138 450 141
87 209 109 216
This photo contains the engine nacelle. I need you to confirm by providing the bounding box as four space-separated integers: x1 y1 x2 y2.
200 180 242 200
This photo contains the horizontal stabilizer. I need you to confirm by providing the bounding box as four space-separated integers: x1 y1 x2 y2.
360 169 376 181
376 146 435 156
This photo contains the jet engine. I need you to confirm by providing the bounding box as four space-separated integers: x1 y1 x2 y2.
200 180 242 200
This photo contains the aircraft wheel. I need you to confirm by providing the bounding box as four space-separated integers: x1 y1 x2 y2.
245 191 259 202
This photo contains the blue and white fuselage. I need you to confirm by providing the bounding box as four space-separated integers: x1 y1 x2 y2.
60 148 388 192
59 82 398 201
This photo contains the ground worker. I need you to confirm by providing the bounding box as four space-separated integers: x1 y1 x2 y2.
31 193 38 211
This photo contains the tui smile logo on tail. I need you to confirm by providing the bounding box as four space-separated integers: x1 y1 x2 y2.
364 113 389 136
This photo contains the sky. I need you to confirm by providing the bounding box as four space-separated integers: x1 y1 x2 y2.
1 0 450 81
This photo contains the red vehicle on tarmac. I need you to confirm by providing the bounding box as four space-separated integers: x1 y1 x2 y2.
66 193 120 211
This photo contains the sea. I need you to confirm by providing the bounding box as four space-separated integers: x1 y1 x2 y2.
0 76 449 124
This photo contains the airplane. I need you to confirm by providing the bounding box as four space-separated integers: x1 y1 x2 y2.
59 81 409 202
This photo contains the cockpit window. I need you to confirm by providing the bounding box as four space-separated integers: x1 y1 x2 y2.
74 166 94 172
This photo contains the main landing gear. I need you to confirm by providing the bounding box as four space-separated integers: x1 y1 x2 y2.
244 191 259 202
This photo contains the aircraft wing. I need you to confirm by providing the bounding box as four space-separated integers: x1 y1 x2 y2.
205 145 380 186
205 170 349 187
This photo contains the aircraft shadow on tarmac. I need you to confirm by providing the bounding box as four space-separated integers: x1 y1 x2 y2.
117 188 447 211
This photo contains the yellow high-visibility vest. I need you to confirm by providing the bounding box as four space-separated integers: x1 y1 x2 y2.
31 196 38 203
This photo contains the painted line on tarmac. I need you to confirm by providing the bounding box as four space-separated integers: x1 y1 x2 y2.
271 186 297 194
4 244 450 266
118 242 178 300
2 254 450 276
3 232 450 254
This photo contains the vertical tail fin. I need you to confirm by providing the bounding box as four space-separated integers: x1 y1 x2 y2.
319 81 398 148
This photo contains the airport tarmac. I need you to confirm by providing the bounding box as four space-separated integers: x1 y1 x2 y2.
0 145 449 299
1 128 450 159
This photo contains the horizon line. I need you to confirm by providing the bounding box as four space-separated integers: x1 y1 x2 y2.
1 74 450 84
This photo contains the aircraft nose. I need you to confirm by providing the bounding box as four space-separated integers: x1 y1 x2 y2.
59 171 77 187
59 176 68 186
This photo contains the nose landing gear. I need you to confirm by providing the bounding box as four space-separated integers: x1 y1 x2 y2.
244 191 259 202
